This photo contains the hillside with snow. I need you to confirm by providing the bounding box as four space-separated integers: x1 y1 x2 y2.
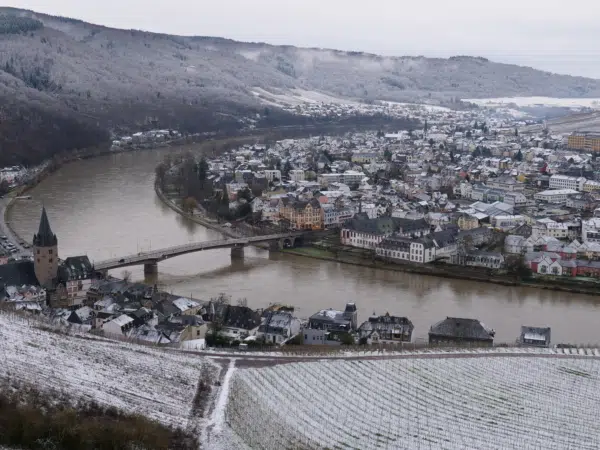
226 351 600 449
2 7 600 165
0 310 215 430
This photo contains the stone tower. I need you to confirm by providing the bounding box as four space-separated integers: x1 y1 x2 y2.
33 207 58 288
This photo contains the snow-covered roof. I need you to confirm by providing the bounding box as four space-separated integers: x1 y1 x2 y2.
111 314 134 327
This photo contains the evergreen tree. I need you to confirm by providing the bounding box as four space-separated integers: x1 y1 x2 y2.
197 157 209 181
282 160 293 178
424 120 428 134
515 149 523 161
514 128 519 137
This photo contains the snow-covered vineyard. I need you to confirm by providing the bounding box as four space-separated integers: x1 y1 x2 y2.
226 354 600 449
0 311 213 428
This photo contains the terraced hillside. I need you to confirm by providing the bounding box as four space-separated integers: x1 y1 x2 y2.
0 311 216 429
226 352 600 449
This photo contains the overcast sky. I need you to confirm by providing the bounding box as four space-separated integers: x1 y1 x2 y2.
6 0 600 78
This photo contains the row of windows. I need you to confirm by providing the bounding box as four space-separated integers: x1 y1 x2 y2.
539 265 561 275
36 258 54 263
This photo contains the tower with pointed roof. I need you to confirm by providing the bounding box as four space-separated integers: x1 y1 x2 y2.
33 207 58 288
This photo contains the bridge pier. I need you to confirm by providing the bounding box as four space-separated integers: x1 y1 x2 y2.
144 262 158 275
96 269 108 279
230 246 245 259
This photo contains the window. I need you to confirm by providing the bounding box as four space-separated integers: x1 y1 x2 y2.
49 258 53 263
49 249 53 255
37 249 40 255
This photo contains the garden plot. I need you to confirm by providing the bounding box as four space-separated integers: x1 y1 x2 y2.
227 354 600 449
0 311 213 428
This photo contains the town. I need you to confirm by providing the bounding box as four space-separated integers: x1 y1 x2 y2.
2 97 600 350
0 207 550 349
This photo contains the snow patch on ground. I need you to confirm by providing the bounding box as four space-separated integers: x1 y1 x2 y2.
464 96 600 109
380 100 452 112
251 87 361 107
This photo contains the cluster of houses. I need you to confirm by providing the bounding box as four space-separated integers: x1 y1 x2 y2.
110 129 183 151
296 302 552 349
171 108 600 280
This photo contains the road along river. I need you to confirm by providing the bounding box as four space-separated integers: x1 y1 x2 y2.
7 147 600 344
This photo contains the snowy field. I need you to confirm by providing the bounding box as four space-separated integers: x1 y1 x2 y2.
464 96 600 110
227 354 600 449
0 311 213 429
251 87 362 107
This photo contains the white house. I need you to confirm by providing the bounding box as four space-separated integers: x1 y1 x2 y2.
289 169 305 182
536 256 563 276
103 314 135 336
545 222 569 240
376 235 437 263
491 215 526 231
257 312 301 345
264 169 282 182
549 175 586 191
504 235 526 254
534 189 579 203
581 218 600 244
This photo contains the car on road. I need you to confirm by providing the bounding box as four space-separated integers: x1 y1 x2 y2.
223 222 232 228
119 258 125 263
0 236 6 240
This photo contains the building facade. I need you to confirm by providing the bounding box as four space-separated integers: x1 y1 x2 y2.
567 132 600 152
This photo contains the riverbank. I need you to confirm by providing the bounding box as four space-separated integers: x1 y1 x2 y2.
283 247 600 297
154 180 239 238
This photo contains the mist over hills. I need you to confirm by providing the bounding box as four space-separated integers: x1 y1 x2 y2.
1 7 600 166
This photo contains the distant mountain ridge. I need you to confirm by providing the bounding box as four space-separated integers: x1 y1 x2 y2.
1 7 600 166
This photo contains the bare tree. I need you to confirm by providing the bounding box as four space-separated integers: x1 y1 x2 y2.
121 270 132 282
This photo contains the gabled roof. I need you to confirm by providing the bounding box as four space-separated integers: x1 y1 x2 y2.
429 317 495 341
344 216 429 236
111 314 134 327
61 256 94 281
218 304 261 330
0 260 39 288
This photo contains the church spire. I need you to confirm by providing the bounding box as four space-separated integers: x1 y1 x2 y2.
33 206 57 247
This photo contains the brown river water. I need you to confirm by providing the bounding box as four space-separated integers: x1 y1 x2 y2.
8 147 600 344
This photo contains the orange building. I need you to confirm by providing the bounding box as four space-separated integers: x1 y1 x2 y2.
279 197 324 230
568 132 600 152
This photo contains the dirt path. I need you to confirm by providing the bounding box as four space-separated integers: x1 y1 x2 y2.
199 359 236 449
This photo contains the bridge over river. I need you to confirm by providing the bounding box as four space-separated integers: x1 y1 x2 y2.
94 231 311 275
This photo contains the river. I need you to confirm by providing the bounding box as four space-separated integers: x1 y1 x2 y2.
7 147 600 344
